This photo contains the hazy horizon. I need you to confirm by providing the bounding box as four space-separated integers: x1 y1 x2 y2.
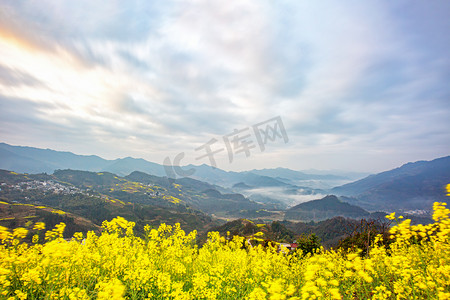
2 141 448 176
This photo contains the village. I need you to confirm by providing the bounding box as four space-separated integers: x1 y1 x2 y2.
0 180 83 196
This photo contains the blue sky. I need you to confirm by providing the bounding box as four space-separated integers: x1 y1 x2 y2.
0 0 449 172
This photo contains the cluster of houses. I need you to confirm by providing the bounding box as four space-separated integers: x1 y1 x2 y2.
279 242 299 251
1 180 82 195
246 237 299 252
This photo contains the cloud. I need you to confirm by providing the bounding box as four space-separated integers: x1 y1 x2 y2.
0 64 44 87
0 0 448 172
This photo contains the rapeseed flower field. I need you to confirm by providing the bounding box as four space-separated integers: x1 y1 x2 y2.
0 187 449 299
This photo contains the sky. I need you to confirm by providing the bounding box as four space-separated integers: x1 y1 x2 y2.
0 0 449 173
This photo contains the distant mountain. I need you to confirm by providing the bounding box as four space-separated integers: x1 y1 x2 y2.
184 164 291 188
284 195 369 221
250 167 348 181
249 167 370 190
2 142 447 213
0 142 167 176
238 173 290 187
0 143 300 210
0 143 108 173
178 164 354 190
233 182 253 190
102 157 166 177
0 143 294 188
332 156 450 211
299 169 371 180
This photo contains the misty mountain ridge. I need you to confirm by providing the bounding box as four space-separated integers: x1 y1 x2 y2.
250 167 348 180
0 142 354 190
332 156 450 211
0 143 167 176
285 195 370 221
1 142 448 214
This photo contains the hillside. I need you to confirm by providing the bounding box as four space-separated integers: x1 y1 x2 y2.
0 200 100 239
332 156 450 211
0 169 217 235
123 171 272 217
0 143 359 209
206 218 296 244
0 168 286 233
284 195 369 221
205 216 375 248
282 217 361 248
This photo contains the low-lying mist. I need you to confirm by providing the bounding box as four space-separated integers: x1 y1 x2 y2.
239 187 328 208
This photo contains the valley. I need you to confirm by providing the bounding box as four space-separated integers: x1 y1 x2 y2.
1 142 446 247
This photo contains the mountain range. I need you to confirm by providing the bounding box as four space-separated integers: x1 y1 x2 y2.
0 142 361 208
285 195 370 221
332 156 450 211
0 142 166 176
0 142 361 189
0 142 448 215
0 141 447 248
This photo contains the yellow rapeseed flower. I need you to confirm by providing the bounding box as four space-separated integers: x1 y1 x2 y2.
386 212 396 220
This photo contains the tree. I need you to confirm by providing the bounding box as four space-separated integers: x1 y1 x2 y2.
297 233 321 255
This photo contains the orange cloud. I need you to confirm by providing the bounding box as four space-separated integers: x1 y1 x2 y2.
0 27 42 53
